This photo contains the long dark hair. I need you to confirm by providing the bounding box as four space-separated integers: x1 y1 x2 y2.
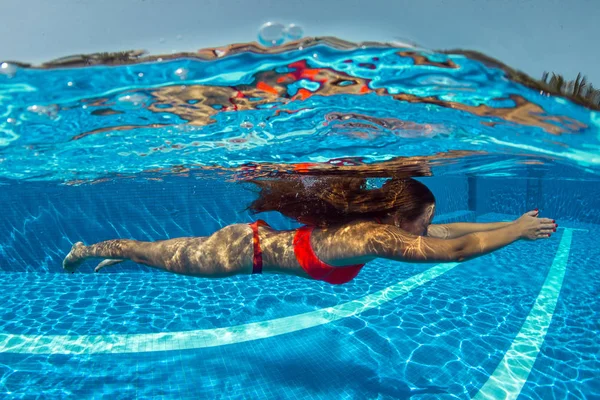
247 176 435 227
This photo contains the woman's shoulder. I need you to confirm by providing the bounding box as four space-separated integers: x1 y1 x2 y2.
312 219 382 237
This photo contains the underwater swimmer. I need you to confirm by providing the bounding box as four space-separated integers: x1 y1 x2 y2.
63 177 556 284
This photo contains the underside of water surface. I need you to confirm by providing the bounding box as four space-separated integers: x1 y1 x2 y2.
1 37 598 184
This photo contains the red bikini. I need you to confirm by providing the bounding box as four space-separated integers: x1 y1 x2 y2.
249 220 365 284
249 220 269 275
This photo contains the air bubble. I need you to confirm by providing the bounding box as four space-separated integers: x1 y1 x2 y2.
67 81 74 87
257 122 266 128
284 24 303 40
6 118 16 124
258 22 285 47
174 68 188 80
0 62 17 77
240 121 254 129
138 72 144 78
391 37 420 49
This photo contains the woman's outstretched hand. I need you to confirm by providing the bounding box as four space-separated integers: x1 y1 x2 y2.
514 210 557 240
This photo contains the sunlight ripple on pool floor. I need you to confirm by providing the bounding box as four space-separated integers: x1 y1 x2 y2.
0 262 459 355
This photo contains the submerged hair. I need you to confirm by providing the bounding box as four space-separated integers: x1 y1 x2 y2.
247 176 435 227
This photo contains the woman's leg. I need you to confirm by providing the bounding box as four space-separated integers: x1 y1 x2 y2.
63 225 255 277
63 237 207 275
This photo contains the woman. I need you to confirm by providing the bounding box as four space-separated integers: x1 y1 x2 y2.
63 177 556 284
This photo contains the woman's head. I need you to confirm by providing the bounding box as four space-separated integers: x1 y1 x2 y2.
377 179 436 235
247 176 435 234
384 201 435 236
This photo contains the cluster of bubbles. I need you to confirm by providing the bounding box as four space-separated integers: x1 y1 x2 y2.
26 104 59 120
258 22 304 47
116 93 150 109
239 121 267 130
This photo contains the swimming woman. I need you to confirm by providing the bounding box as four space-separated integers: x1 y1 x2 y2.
62 177 556 284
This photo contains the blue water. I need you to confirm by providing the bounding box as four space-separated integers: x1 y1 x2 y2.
0 42 599 399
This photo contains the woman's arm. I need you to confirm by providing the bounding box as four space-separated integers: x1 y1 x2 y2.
427 221 513 239
369 214 555 263
426 210 544 239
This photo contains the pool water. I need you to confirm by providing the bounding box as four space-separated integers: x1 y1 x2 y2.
0 39 599 399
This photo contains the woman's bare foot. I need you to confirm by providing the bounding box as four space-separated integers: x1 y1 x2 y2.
63 242 86 273
94 258 124 273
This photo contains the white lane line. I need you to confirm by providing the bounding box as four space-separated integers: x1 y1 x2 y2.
0 262 459 355
473 229 574 400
